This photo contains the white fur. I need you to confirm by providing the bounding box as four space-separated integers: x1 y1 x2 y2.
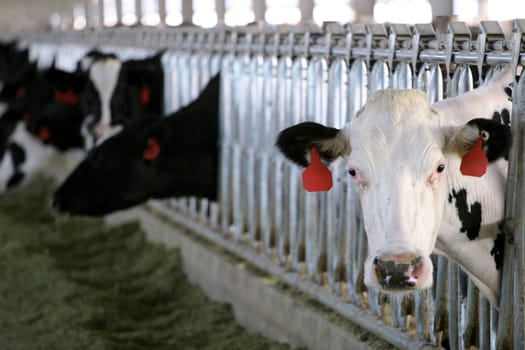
89 58 121 140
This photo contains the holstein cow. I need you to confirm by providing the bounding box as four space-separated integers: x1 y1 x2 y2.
80 52 164 149
52 73 220 216
0 64 88 191
276 68 513 305
0 50 164 192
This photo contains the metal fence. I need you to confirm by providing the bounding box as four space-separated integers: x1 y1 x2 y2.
6 19 525 349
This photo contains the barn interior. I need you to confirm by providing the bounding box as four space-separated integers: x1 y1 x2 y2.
0 1 524 350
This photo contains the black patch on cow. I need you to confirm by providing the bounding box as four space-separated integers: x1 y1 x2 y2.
9 142 25 167
6 142 25 190
491 108 511 128
467 118 512 161
276 122 341 167
504 85 513 102
52 73 220 216
490 232 505 270
6 171 24 189
448 188 482 240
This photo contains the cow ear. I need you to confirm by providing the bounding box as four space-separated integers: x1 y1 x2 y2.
446 118 512 162
276 122 350 167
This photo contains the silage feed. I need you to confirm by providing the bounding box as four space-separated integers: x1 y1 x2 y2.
0 178 292 350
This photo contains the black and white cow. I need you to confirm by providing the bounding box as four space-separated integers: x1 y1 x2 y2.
0 62 89 191
80 52 164 148
276 67 513 305
0 50 164 192
52 73 220 216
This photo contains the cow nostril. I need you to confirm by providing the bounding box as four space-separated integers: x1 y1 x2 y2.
373 255 425 289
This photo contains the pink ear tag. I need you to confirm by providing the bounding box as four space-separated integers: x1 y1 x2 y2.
302 147 333 192
460 138 488 177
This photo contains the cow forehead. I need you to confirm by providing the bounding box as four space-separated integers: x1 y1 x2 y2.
355 89 437 126
346 89 443 171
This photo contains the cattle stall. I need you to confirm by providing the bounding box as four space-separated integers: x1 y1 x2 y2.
4 20 525 349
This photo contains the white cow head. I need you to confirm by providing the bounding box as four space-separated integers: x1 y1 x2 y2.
277 88 511 302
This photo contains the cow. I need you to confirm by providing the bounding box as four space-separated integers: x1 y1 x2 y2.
276 67 514 306
0 50 164 192
52 73 220 216
80 52 164 149
0 63 88 191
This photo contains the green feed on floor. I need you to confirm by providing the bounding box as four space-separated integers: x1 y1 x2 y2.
0 179 292 350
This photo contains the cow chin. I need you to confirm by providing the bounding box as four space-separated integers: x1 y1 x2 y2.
364 254 434 293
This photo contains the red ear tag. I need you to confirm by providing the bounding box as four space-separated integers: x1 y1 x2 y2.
139 84 150 105
302 147 333 192
54 87 79 106
143 137 160 161
460 138 488 177
38 126 51 142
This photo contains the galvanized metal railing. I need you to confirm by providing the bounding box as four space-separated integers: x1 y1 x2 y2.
5 19 525 349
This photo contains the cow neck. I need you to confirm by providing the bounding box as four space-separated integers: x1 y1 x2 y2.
431 69 513 306
165 74 220 145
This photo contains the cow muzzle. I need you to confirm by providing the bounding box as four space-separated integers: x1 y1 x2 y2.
372 254 430 290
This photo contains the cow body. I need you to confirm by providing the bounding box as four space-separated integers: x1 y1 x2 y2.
277 68 513 305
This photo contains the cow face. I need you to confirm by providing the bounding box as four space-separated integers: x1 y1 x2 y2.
81 57 121 144
53 73 220 216
52 115 218 216
277 89 511 296
24 66 88 151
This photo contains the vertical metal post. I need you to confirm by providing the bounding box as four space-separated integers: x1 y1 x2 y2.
275 44 293 265
219 30 238 237
182 0 192 24
135 0 142 24
158 0 166 24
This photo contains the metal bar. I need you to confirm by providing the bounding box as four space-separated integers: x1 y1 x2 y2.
148 201 438 350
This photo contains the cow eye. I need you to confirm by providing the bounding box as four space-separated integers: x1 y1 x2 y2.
436 164 445 173
348 169 357 177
